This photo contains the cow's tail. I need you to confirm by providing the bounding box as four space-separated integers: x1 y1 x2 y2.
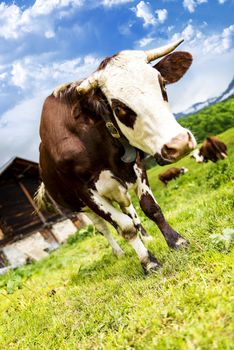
34 182 55 212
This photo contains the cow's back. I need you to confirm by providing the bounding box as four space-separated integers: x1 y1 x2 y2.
159 167 180 184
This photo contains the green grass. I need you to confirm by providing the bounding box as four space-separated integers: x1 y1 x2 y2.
0 128 234 350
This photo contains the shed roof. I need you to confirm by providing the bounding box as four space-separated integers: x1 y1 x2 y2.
0 157 38 178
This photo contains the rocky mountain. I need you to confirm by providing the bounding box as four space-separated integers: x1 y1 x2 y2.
176 77 234 118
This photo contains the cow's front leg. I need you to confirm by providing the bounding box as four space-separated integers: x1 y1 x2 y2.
121 203 153 242
81 189 161 273
134 160 188 249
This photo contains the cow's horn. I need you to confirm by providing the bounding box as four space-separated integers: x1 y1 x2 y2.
76 71 101 94
145 38 184 62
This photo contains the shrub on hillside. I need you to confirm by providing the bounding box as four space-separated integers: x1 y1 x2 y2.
205 161 234 189
179 98 234 142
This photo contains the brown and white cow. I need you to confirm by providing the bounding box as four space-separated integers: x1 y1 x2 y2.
159 167 188 185
191 136 227 163
37 39 197 273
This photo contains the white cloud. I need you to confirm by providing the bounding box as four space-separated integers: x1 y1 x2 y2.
0 53 102 165
120 20 233 114
175 22 233 55
183 0 195 12
101 0 134 6
0 95 45 165
134 1 156 27
201 24 234 54
137 36 155 48
168 49 234 113
30 0 83 16
166 23 234 112
45 30 55 38
155 9 168 24
218 0 226 3
133 2 168 27
173 23 199 42
222 24 234 48
183 0 207 13
135 22 233 113
11 63 28 89
0 0 134 40
7 54 100 94
0 0 83 39
118 21 134 36
0 3 22 39
0 72 7 81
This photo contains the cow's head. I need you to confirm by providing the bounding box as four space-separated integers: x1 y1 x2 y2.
180 167 188 174
75 39 197 165
191 149 204 163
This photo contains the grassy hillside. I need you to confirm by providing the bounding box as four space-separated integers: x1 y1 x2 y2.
179 97 234 143
0 128 233 350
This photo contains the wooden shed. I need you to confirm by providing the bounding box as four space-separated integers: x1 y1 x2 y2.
0 157 86 269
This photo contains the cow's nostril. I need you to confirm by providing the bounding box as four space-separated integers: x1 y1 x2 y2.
164 145 173 152
161 144 178 159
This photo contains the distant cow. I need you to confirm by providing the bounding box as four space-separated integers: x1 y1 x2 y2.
37 38 197 274
159 167 188 185
191 136 227 163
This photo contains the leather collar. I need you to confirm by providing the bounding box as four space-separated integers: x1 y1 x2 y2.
101 114 137 163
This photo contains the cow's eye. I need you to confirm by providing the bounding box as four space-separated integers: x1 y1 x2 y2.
158 76 168 102
114 106 127 118
162 80 167 89
111 98 137 128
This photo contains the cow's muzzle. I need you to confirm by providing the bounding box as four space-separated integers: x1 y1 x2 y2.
154 153 172 166
155 131 196 165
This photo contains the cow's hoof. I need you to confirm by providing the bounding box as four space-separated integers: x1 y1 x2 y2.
174 237 189 250
143 261 161 274
112 247 125 257
141 251 161 274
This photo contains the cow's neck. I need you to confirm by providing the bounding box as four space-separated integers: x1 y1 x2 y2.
63 85 137 163
101 113 137 163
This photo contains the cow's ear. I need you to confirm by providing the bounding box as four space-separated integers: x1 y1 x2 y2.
154 51 192 84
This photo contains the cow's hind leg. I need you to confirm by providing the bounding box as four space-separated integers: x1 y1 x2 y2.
134 160 188 249
81 189 161 273
85 210 124 257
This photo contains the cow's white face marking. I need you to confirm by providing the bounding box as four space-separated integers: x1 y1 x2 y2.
98 51 188 156
220 152 227 159
192 149 204 163
181 167 188 173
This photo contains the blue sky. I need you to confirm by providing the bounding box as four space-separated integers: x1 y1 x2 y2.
0 0 233 166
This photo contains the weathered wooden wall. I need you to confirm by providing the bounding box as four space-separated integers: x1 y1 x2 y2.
0 158 69 245
0 158 86 271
